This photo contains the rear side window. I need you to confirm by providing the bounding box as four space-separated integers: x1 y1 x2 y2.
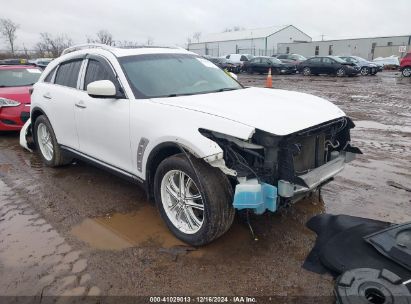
54 60 83 88
308 57 321 63
44 67 57 83
83 59 117 90
240 55 248 61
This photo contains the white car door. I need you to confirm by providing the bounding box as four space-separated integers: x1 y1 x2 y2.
41 58 84 149
74 56 132 173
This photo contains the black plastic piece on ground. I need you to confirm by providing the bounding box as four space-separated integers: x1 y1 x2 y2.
320 223 411 281
303 214 389 275
335 268 411 304
365 222 411 271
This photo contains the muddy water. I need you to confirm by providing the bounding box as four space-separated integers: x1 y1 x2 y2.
72 205 186 250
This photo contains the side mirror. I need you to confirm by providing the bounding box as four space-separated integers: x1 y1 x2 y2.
87 80 117 98
229 72 238 80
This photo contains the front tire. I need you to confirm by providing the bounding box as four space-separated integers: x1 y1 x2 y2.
154 154 235 246
34 115 71 167
402 67 411 77
360 67 369 76
302 67 311 76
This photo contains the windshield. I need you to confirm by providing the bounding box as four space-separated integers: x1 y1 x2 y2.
330 56 347 63
0 68 42 87
293 54 306 61
269 58 282 64
120 54 242 98
352 56 367 62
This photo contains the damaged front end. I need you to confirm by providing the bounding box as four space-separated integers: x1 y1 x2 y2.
201 117 362 214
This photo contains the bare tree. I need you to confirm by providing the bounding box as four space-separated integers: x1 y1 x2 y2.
86 30 114 46
116 40 139 48
146 37 154 46
96 30 114 45
35 33 73 57
0 18 19 55
193 32 201 43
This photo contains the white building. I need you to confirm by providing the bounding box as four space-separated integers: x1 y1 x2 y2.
188 25 311 57
278 35 411 60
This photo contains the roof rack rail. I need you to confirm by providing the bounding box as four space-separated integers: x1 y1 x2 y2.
61 43 187 56
61 43 114 55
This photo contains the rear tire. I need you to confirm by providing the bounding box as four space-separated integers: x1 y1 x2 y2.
34 115 72 167
336 67 346 77
154 154 235 246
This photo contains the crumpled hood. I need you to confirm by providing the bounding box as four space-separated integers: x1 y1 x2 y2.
153 87 346 136
0 86 32 104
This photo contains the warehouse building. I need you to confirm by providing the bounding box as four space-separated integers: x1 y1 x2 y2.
188 25 311 57
278 35 411 60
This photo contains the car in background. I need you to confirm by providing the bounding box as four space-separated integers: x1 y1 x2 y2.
32 58 53 70
276 54 307 64
0 65 42 131
298 56 360 77
339 56 379 76
244 56 296 74
0 58 29 65
207 57 238 73
399 52 411 77
225 54 253 72
372 56 400 70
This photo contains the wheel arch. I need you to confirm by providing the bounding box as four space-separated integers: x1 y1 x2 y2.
30 107 49 142
145 142 187 201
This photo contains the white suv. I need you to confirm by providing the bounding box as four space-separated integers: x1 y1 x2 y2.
22 44 361 245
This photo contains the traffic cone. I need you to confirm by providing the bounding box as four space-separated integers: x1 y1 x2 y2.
266 68 272 88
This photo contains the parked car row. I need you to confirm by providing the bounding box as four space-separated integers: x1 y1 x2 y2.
208 52 411 77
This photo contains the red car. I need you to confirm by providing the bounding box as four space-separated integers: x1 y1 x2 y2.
400 52 411 77
0 65 42 131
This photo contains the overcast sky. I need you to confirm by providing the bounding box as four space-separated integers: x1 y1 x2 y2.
1 0 410 50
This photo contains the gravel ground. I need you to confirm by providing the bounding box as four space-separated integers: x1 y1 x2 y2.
0 71 410 302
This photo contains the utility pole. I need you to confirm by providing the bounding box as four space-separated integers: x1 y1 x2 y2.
321 34 326 41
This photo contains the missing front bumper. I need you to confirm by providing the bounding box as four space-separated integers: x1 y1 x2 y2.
233 152 356 214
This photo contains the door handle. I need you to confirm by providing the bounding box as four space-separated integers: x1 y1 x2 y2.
75 101 87 109
43 93 52 99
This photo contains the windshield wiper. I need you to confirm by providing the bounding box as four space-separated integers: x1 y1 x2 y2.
214 87 240 92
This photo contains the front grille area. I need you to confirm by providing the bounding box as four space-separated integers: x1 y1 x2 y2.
292 134 326 174
1 119 16 125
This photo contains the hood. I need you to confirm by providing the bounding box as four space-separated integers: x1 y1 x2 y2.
152 87 345 136
0 86 32 104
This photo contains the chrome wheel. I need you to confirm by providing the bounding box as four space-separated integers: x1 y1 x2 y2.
37 122 53 161
337 68 346 77
160 170 204 234
303 67 311 76
360 67 369 76
402 67 411 77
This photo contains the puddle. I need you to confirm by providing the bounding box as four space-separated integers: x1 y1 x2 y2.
72 203 253 257
71 205 185 250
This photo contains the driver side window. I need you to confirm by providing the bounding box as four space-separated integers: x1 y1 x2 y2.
83 59 118 90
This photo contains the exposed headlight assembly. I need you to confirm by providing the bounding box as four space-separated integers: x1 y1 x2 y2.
0 97 21 108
